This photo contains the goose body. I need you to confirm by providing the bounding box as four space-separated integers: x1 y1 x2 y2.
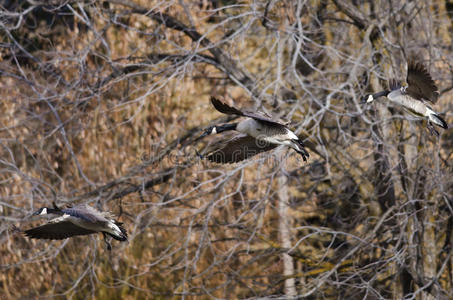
363 61 448 135
236 118 298 142
24 204 127 250
201 97 309 163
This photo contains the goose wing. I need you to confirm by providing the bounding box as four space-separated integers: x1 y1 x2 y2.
62 206 109 223
242 111 288 127
406 61 439 103
207 136 277 164
210 97 245 116
210 97 286 127
24 221 97 240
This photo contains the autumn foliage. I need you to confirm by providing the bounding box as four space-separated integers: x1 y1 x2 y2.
0 1 452 299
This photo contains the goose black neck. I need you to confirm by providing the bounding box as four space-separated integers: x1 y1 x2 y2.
372 90 390 99
47 208 63 215
215 123 237 133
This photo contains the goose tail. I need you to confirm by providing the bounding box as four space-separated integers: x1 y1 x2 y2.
428 111 448 129
292 140 310 162
107 221 128 241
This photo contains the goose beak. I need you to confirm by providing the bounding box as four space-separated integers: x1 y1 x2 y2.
199 127 214 139
30 211 41 218
199 131 209 138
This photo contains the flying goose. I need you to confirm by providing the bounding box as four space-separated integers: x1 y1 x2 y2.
200 97 309 163
24 204 127 250
363 60 448 135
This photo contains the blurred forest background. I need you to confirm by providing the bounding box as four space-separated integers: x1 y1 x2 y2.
1 0 452 299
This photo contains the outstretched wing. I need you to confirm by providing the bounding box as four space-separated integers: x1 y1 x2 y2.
61 205 113 223
210 97 244 116
406 61 439 103
24 221 97 240
207 136 277 164
61 207 101 223
210 97 286 127
241 111 287 127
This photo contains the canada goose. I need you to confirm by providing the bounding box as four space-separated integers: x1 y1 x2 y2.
363 60 448 135
24 203 127 250
200 97 309 163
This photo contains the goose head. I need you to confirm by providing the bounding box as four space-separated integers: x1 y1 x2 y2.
32 205 62 216
32 207 49 216
200 126 217 138
362 94 374 104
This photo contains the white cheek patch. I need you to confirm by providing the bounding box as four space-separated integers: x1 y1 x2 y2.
366 95 374 103
211 127 217 134
40 208 48 215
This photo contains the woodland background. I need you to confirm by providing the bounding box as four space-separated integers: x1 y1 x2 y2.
0 0 452 299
